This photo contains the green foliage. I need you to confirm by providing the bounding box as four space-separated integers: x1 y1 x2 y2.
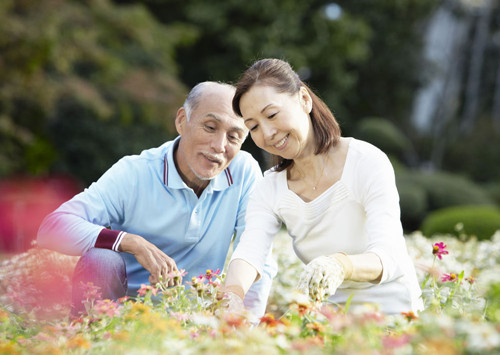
135 0 373 119
356 117 411 158
421 205 500 240
337 0 438 129
485 282 500 322
396 170 494 231
0 0 192 184
443 120 500 184
397 180 428 231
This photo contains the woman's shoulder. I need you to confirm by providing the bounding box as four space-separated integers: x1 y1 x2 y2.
348 138 387 160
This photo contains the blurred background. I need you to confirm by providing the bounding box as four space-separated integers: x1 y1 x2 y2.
1 0 500 253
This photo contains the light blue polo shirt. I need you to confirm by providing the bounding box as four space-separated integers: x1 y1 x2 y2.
38 137 275 314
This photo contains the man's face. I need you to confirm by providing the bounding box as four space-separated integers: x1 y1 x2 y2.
175 86 248 188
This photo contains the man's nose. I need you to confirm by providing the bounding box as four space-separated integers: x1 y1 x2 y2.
211 132 227 153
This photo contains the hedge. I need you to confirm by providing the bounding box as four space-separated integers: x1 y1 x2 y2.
420 205 500 240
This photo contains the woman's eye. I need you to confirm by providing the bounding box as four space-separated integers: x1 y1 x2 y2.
268 113 277 119
249 125 258 132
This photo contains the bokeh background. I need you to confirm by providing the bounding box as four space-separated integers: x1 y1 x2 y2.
1 0 500 253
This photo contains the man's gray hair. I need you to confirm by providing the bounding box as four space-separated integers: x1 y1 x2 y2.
183 81 236 120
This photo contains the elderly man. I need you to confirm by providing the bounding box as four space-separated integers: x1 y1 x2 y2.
37 82 275 318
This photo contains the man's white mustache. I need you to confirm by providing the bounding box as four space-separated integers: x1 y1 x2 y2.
202 152 224 164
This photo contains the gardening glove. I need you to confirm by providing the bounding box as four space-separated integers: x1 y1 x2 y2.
297 254 352 302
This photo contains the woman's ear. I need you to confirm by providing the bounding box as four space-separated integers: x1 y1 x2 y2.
299 86 313 114
175 107 187 135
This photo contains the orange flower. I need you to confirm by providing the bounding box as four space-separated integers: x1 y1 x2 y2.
67 334 91 350
401 311 418 322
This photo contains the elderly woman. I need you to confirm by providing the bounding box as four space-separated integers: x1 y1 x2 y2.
221 58 422 315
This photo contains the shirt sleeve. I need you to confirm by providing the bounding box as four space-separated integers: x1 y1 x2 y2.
231 160 279 318
231 172 282 279
37 158 133 256
357 148 406 284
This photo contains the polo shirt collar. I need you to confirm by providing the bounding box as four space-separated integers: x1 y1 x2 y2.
163 136 234 193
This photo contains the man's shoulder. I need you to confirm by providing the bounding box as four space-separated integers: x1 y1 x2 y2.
227 150 263 185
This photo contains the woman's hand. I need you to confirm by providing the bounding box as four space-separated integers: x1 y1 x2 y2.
297 255 345 302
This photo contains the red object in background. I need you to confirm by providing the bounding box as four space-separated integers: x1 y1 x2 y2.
0 175 81 253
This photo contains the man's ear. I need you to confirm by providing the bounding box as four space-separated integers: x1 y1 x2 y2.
175 107 187 135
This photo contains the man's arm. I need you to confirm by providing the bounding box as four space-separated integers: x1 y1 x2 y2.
37 157 180 286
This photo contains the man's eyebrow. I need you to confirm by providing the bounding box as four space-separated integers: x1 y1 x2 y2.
206 113 220 121
206 113 246 133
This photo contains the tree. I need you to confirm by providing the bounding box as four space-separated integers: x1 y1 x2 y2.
0 0 193 184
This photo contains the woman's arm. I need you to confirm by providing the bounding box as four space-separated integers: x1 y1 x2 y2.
339 252 382 283
222 258 259 299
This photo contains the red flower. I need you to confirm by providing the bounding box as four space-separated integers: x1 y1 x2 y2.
432 242 449 260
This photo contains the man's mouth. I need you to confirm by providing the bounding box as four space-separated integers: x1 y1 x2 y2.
203 153 223 165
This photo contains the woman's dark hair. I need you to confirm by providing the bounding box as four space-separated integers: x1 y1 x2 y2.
232 58 341 171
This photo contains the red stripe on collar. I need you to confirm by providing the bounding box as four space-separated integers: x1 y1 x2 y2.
163 154 169 185
224 168 233 186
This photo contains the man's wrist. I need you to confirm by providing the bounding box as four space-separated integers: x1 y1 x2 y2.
118 233 139 253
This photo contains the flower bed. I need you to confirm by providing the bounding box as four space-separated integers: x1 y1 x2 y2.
1 231 500 354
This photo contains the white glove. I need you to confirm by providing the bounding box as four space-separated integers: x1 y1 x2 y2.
297 255 345 302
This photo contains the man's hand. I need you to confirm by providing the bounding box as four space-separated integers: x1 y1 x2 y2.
119 233 180 286
297 255 345 302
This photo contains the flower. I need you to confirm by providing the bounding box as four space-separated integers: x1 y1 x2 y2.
465 276 475 285
93 299 121 317
137 284 158 296
401 311 418 322
432 242 449 260
441 273 458 283
81 282 102 301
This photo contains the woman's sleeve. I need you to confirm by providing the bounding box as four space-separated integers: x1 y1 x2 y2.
230 174 282 278
358 150 407 284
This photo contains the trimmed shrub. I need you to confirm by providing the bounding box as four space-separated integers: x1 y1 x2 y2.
396 170 495 232
421 205 500 240
356 117 411 158
398 181 428 232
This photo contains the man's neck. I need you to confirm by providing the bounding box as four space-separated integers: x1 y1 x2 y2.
172 140 208 197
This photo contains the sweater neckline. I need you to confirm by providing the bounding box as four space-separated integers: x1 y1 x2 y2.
281 137 354 205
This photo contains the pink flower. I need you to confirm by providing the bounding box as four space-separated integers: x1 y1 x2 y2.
81 282 102 301
432 242 449 260
137 284 158 296
441 273 458 283
166 269 188 286
93 299 121 317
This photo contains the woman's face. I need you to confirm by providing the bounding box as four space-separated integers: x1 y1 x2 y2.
239 85 314 160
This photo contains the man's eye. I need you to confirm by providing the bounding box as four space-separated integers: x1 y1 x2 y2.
228 135 240 143
205 125 215 131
